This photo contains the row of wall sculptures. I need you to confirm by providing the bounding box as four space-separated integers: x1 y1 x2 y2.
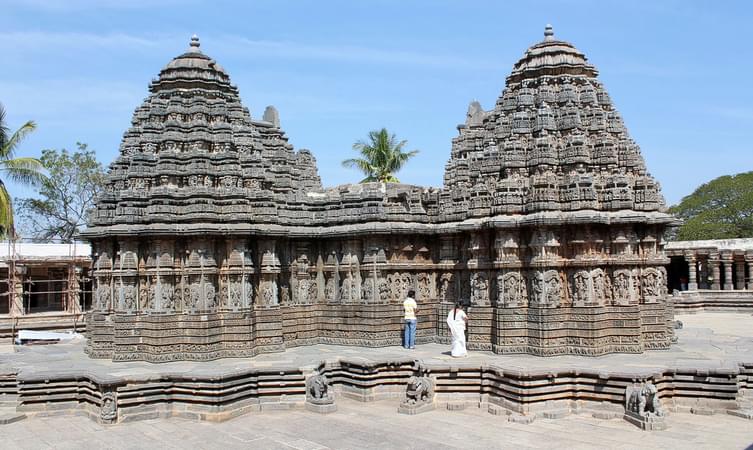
83 27 675 361
91 230 668 313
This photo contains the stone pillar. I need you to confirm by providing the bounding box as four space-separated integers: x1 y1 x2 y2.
66 263 82 314
9 264 26 317
746 252 753 291
735 257 746 290
709 253 720 290
721 252 734 291
684 251 697 291
258 239 281 306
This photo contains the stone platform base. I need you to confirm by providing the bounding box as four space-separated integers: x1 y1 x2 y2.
2 313 752 426
0 313 86 340
1 349 750 426
84 302 673 362
305 402 336 414
624 412 668 431
673 291 753 313
397 402 435 415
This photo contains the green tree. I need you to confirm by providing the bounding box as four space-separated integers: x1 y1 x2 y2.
342 128 419 183
0 103 46 238
16 143 106 242
669 171 753 240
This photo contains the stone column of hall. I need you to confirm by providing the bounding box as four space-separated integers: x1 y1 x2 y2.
721 251 734 290
9 264 26 317
746 251 753 290
684 251 698 291
709 253 721 290
734 255 746 290
66 262 82 314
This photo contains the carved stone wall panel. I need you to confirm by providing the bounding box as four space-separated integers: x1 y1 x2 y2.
498 271 527 307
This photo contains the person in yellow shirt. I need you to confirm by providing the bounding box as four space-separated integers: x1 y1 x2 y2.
403 290 417 349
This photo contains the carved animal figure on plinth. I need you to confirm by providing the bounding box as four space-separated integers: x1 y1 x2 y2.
624 380 666 430
631 382 664 417
402 375 435 406
306 373 334 405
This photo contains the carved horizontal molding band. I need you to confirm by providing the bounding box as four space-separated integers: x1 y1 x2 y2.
81 210 675 238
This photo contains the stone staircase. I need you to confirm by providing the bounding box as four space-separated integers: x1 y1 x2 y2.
0 374 25 425
728 389 753 420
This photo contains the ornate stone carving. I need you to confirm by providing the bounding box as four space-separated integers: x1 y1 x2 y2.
592 268 610 305
398 375 435 414
260 280 278 306
470 272 489 306
324 275 337 302
530 270 561 307
117 283 136 311
642 268 661 302
417 272 432 301
498 271 526 307
438 272 454 302
572 270 591 305
95 282 111 311
624 381 666 430
305 372 336 413
612 269 633 305
100 391 117 423
306 373 333 404
361 277 374 303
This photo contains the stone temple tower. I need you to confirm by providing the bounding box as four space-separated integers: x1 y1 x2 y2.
83 28 675 362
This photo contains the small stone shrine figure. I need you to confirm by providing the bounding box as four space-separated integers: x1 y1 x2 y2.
100 391 117 424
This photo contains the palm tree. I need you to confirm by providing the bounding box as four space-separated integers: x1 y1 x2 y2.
0 104 46 239
342 128 419 183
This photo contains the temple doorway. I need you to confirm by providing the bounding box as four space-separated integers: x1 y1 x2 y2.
667 256 688 292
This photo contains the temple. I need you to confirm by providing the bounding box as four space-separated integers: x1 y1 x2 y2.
82 27 675 362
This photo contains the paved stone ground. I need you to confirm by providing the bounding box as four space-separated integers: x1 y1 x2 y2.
2 396 753 449
2 313 753 378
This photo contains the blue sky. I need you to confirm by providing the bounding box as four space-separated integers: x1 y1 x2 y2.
1 0 752 205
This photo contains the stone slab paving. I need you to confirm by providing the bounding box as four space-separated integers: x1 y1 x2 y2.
2 396 753 449
1 313 752 379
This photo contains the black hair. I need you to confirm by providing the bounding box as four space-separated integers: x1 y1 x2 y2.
453 301 463 320
408 290 415 298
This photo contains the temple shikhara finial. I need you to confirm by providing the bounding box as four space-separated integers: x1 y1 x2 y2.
189 34 200 52
544 24 554 40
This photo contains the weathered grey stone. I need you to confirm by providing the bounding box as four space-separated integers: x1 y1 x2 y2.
81 27 675 362
624 381 668 431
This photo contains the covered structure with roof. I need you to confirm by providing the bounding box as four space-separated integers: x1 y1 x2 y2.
0 241 92 338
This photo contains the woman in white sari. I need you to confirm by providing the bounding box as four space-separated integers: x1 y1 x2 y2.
446 302 468 357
